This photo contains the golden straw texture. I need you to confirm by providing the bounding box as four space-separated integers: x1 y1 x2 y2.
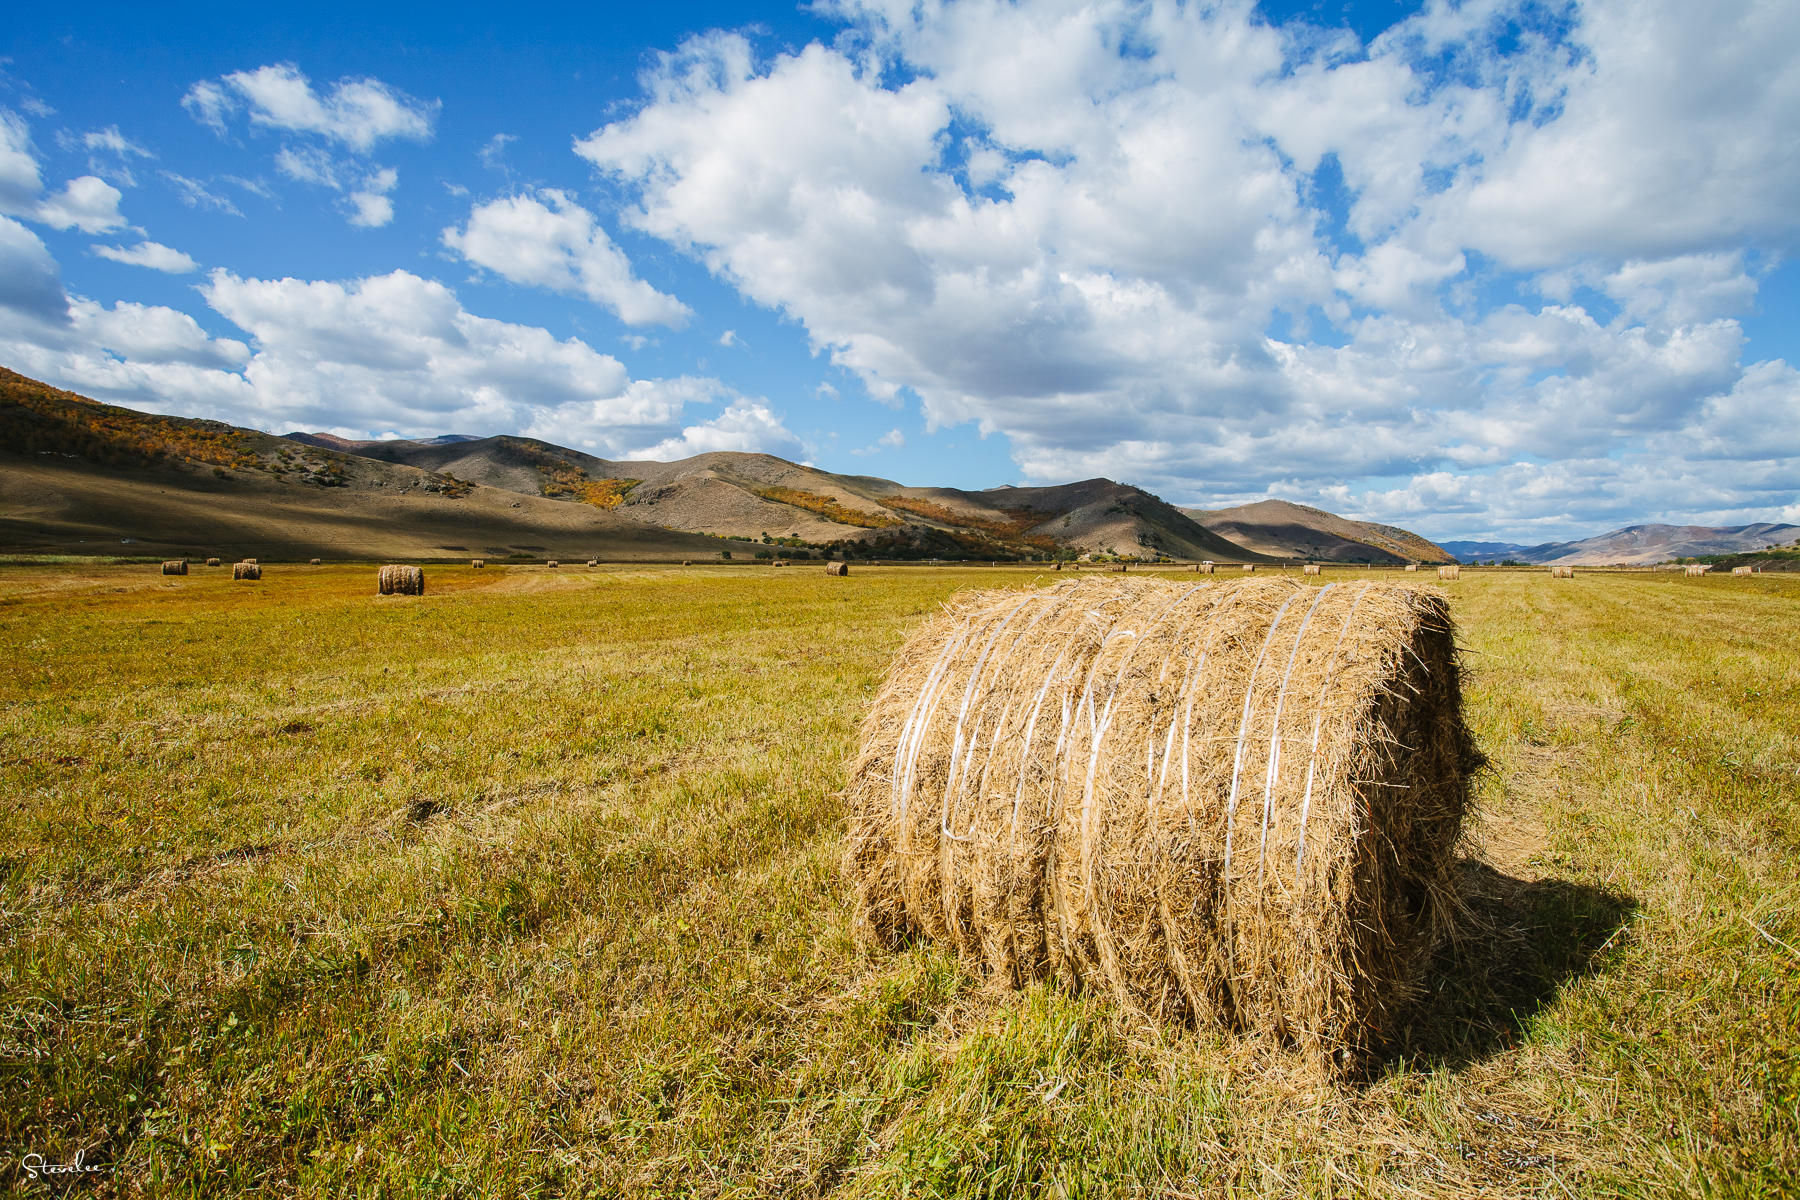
377 564 425 596
843 576 1481 1077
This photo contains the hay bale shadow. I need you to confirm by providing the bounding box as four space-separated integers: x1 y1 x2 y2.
1379 859 1636 1070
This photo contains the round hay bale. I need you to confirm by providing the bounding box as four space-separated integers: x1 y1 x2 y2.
243 558 258 565
588 558 599 567
1436 565 1460 580
205 557 221 567
1550 565 1575 579
309 557 321 565
1303 563 1322 576
683 560 692 566
1198 562 1215 574
843 576 1479 1076
1242 564 1257 573
546 560 559 568
377 564 425 596
1054 562 1065 571
1404 564 1419 573
1732 565 1754 575
161 560 188 576
1684 564 1706 576
232 562 261 581
826 560 850 576
471 559 486 569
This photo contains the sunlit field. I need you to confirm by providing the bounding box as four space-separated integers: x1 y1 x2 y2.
2 561 1795 1197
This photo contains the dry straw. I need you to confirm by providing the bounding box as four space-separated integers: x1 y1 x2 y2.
161 560 187 576
1404 564 1419 573
827 560 850 576
843 576 1481 1077
1550 566 1575 578
1732 565 1755 575
1684 564 1707 576
377 564 425 596
205 557 221 567
1437 565 1460 580
1303 564 1322 576
1197 563 1215 574
232 562 260 581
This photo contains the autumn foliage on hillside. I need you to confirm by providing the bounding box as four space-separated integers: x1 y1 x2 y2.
878 495 1060 550
497 437 640 509
0 366 261 470
754 487 903 529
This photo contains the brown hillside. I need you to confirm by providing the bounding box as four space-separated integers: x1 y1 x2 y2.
1181 499 1454 564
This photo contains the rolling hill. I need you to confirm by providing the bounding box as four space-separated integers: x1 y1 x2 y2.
1178 499 1455 564
283 431 1271 563
1440 524 1800 565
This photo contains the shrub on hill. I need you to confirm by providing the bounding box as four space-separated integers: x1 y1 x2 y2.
1 366 261 471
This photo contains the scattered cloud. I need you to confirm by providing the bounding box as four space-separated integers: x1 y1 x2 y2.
879 428 905 449
478 133 515 170
184 63 437 151
92 240 199 273
718 329 738 346
162 171 242 215
347 166 398 228
442 189 692 327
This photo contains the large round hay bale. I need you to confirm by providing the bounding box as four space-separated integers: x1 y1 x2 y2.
206 557 221 567
162 560 187 576
1242 564 1257 573
1436 565 1460 580
471 559 486 569
1198 562 1215 574
843 576 1479 1076
377 564 425 596
826 560 850 576
232 562 261 581
1303 563 1322 576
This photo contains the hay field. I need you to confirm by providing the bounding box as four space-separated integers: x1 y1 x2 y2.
1 563 1795 1196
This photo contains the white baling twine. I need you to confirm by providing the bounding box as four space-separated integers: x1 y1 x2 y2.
1009 589 1112 833
1221 590 1306 885
940 594 1039 841
1256 584 1336 882
1294 582 1373 881
892 620 975 825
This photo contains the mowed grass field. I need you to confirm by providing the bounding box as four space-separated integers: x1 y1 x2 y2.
1 562 1796 1198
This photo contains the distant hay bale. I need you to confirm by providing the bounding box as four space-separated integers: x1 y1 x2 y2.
243 558 258 565
1404 564 1419 573
232 562 260 581
1242 564 1257 573
844 576 1480 1077
1303 564 1322 576
161 560 187 576
309 558 321 565
377 564 425 596
471 559 486 569
1437 565 1460 580
1550 566 1575 578
547 560 559 568
683 560 691 566
1732 565 1754 575
1684 564 1707 576
205 557 220 567
1197 562 1215 574
827 560 850 576
1054 562 1064 571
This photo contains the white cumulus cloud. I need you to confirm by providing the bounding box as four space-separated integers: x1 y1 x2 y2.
572 0 1800 536
92 241 200 273
442 189 692 327
185 63 437 151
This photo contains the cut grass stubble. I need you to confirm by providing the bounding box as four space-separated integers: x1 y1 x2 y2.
0 563 1795 1197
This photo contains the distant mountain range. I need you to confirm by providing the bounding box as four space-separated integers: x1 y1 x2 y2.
1438 524 1800 565
18 364 1755 567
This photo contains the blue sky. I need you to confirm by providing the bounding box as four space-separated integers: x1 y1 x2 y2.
3 0 1797 541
